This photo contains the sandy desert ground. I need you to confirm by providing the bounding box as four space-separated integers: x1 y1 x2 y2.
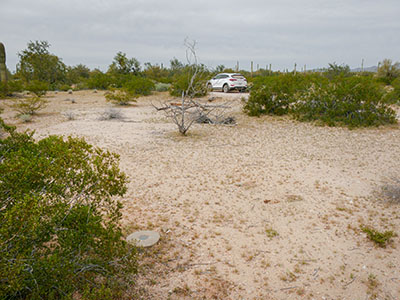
1 90 400 300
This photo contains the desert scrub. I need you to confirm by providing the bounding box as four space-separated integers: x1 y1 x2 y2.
0 121 137 299
293 76 396 127
243 73 325 116
169 65 209 98
154 82 171 92
123 75 155 96
11 96 48 115
361 225 396 247
25 80 49 97
105 87 137 105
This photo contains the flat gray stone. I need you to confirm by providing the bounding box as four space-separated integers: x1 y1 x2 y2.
126 230 160 247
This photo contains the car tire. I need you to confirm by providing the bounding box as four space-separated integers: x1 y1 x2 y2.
223 84 229 93
207 83 213 91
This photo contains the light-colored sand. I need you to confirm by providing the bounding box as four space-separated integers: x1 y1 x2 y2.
1 90 400 299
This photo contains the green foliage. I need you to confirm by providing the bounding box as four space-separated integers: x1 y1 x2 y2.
0 126 136 299
169 65 209 98
108 52 140 76
66 64 91 85
361 226 396 247
154 82 171 92
143 63 171 83
324 63 351 79
293 76 396 127
105 88 137 105
243 73 323 116
86 70 115 90
16 40 67 85
12 96 49 115
0 82 7 98
123 76 154 96
377 59 400 85
26 79 49 97
384 77 400 104
245 73 396 128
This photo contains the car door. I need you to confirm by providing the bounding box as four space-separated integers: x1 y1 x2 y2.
210 74 224 89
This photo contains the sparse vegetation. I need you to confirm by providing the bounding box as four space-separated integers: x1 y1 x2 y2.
99 108 124 120
105 87 137 105
11 96 48 115
361 226 396 247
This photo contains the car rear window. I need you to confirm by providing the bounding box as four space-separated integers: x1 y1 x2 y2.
232 75 245 79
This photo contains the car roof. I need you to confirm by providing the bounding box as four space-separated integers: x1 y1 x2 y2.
217 73 244 76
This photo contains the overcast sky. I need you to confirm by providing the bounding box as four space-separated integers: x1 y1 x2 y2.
1 0 399 72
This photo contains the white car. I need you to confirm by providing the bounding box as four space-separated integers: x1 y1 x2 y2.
207 73 247 93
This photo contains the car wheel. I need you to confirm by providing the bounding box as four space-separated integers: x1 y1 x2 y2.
223 84 229 93
207 83 213 91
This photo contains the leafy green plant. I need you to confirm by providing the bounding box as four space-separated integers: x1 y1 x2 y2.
86 70 115 90
105 87 137 105
11 96 48 115
123 76 154 96
361 226 396 247
243 73 324 116
0 123 136 299
169 65 209 98
377 58 400 85
16 40 67 85
384 77 400 104
293 76 396 127
154 82 171 92
26 79 49 97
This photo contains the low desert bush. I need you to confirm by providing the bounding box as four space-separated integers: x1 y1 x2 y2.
243 73 324 116
245 74 396 127
0 123 137 299
123 76 154 96
86 72 115 90
105 87 137 105
26 80 49 97
11 96 48 115
99 108 124 120
169 66 209 98
361 226 396 247
154 82 171 92
384 77 400 104
293 76 396 127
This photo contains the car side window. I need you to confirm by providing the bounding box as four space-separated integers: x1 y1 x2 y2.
221 75 229 78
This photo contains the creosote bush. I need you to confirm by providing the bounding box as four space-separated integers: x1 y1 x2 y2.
26 80 49 97
105 87 137 105
244 73 396 127
293 76 396 127
11 96 49 115
0 122 137 299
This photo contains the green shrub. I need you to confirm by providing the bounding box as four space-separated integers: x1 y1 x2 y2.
293 76 396 127
11 96 49 115
384 77 400 104
169 66 209 98
26 80 49 97
87 72 115 90
123 76 154 96
244 73 324 116
0 124 136 299
105 87 137 105
361 226 396 247
154 82 171 92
